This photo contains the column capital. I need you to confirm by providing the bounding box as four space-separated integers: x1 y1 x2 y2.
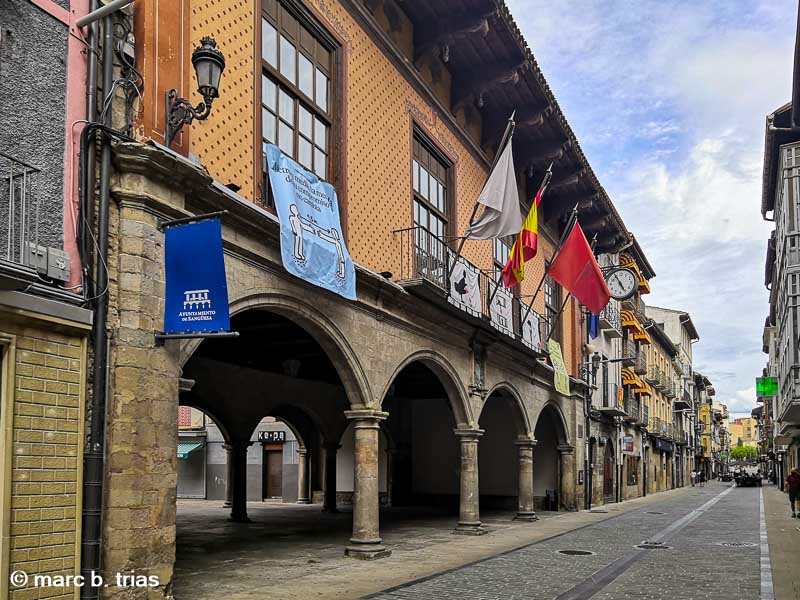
454 428 484 442
344 409 388 429
297 446 309 457
514 437 538 448
557 444 575 455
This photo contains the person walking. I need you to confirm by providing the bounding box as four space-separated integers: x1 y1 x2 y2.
690 470 696 487
785 467 800 518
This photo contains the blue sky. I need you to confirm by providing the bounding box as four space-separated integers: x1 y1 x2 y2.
506 0 797 416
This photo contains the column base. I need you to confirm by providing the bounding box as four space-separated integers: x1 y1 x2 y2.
514 512 539 522
223 501 232 508
296 499 311 505
228 515 252 523
345 544 392 560
452 522 487 535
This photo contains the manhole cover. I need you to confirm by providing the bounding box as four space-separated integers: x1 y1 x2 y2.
646 511 665 515
636 541 670 550
557 550 595 556
589 510 608 513
717 542 757 547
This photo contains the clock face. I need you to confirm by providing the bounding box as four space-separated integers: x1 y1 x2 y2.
605 268 638 300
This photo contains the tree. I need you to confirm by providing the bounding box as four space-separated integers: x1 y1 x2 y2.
730 445 757 462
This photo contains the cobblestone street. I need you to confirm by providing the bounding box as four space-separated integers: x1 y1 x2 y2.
366 483 765 600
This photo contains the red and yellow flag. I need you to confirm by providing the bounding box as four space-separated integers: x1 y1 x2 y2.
500 186 544 288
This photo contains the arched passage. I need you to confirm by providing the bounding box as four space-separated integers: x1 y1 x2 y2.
477 384 531 511
533 402 570 511
377 354 477 533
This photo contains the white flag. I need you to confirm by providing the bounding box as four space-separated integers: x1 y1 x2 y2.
464 138 522 239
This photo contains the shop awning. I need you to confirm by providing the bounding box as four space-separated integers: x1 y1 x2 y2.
177 441 204 459
633 330 652 345
622 368 642 387
621 310 645 335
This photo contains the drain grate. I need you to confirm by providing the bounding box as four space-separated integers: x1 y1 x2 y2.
589 510 609 514
636 541 670 550
716 542 757 547
646 511 665 515
557 550 595 556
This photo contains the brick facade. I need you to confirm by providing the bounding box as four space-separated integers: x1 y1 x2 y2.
0 312 88 600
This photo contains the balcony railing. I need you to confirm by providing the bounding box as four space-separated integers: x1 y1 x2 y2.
395 226 549 352
645 363 661 385
597 381 626 416
598 304 622 335
0 152 41 268
621 341 637 367
622 294 646 323
633 350 647 375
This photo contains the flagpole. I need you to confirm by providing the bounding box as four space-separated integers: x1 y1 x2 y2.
544 233 599 346
519 203 579 328
447 111 516 285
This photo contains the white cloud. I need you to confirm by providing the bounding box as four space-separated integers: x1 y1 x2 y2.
506 0 796 403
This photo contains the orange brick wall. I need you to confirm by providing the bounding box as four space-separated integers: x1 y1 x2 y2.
0 318 88 600
186 0 579 374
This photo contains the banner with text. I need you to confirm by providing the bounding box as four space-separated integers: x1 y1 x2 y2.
548 339 571 396
163 218 231 334
265 144 356 300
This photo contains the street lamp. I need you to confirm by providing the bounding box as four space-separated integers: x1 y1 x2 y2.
165 36 226 148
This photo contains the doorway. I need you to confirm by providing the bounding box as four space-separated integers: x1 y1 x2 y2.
603 443 615 503
262 445 283 500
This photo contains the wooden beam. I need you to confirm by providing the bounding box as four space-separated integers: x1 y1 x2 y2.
549 168 587 190
483 105 551 148
525 139 571 164
414 11 494 64
452 61 525 111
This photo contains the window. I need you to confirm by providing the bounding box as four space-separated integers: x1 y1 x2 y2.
493 237 512 283
626 456 639 486
544 269 562 344
261 0 334 203
412 133 450 241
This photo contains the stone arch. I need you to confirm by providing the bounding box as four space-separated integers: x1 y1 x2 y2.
178 291 372 409
379 349 472 428
532 401 571 446
176 401 232 443
479 382 533 438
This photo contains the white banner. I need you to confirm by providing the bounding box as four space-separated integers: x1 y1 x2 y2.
521 310 542 350
448 256 481 317
489 283 514 336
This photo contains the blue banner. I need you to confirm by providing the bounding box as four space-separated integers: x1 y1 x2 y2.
265 144 356 300
163 218 231 334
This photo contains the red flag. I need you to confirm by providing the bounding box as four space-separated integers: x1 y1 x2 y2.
547 222 610 316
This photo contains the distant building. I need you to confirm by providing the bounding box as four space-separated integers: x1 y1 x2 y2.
728 417 759 449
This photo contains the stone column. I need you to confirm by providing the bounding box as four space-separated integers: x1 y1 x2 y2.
344 410 391 559
297 447 310 504
229 441 253 523
223 443 233 508
558 445 576 511
322 442 340 512
514 439 537 521
453 429 486 535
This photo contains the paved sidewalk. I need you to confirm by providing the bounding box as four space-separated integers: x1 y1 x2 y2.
763 484 800 600
173 486 693 600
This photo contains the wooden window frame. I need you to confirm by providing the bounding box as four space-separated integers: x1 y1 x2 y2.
411 125 455 243
544 264 562 345
256 0 345 213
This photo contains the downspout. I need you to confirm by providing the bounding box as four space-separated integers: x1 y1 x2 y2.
81 14 114 600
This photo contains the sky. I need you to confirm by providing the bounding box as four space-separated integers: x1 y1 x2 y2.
506 0 796 418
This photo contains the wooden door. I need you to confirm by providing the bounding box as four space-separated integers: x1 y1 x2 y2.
603 443 615 501
263 449 283 499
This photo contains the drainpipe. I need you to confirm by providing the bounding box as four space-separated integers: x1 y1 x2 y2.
81 14 114 600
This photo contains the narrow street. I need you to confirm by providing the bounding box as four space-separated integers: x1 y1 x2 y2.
366 483 765 600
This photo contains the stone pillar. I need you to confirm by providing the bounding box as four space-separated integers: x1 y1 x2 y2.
514 439 537 521
229 441 252 523
297 447 310 504
223 443 233 508
344 410 391 559
558 445 576 511
453 429 486 535
323 442 340 512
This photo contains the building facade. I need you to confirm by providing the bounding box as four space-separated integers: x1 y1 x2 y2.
761 103 800 483
0 2 94 598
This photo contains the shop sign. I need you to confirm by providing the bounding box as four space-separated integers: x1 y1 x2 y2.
623 435 635 453
258 431 286 443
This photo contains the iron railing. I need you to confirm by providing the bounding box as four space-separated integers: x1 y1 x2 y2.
645 363 660 385
621 340 637 366
622 294 646 323
0 152 41 267
633 351 647 375
599 303 621 332
642 403 649 426
395 226 549 352
600 381 623 411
